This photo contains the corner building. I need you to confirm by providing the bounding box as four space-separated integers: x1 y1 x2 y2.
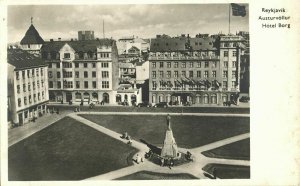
41 39 119 104
149 35 245 105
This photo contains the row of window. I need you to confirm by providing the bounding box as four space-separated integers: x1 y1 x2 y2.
151 70 236 79
49 81 110 89
151 61 236 68
151 81 236 89
17 80 45 93
17 92 45 107
16 68 44 80
43 52 111 60
223 51 237 57
48 71 109 78
48 62 109 69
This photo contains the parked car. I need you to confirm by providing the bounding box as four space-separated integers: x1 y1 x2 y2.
154 102 169 108
136 102 151 107
239 96 250 103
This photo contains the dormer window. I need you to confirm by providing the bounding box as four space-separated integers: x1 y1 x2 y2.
28 44 30 48
64 53 70 59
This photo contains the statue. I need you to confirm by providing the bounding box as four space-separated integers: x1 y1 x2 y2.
161 114 179 159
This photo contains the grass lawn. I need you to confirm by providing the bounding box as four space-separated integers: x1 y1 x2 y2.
203 164 250 179
202 138 250 160
8 117 138 181
79 114 250 148
116 171 198 180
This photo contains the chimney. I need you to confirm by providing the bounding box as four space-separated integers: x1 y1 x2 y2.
50 39 54 42
71 38 73 41
58 38 61 41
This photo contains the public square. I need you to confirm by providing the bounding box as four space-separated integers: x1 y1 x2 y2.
8 105 250 180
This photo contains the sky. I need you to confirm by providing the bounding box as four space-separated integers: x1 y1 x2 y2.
7 4 249 43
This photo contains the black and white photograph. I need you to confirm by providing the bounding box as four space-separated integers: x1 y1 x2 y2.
6 3 250 181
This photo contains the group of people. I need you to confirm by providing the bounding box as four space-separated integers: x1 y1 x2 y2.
185 151 193 161
74 107 81 112
160 158 174 169
47 107 59 115
133 153 144 164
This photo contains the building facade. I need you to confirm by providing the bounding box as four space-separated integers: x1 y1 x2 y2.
41 38 120 104
7 49 49 126
148 34 245 106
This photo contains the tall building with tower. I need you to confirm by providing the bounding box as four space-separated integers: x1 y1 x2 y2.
78 31 95 41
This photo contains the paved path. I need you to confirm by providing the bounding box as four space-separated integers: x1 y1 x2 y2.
69 113 250 180
77 111 250 117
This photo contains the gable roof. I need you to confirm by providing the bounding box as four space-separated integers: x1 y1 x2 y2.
20 24 44 45
41 39 115 53
7 49 47 70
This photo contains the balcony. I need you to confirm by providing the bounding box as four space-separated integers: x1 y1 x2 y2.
149 55 220 60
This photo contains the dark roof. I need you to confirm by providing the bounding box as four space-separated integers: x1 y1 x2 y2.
150 37 217 52
20 24 44 45
7 49 47 70
41 39 115 53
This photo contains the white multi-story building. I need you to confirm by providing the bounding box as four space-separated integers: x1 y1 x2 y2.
7 49 49 126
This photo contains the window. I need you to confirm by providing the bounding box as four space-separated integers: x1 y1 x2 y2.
29 95 32 103
75 81 80 88
57 63 60 68
101 62 109 68
167 62 171 68
41 68 44 76
224 51 228 57
23 84 26 92
92 71 96 78
17 85 20 93
233 43 237 47
36 69 39 76
204 62 209 68
57 81 61 88
152 71 156 78
212 62 217 68
33 94 36 102
152 62 156 68
197 62 201 68
42 92 44 100
102 71 109 78
233 51 237 57
189 62 193 68
18 98 21 107
49 81 53 88
38 93 41 101
48 63 52 68
28 44 30 48
204 71 209 78
159 62 164 68
189 71 193 78
167 71 171 78
37 81 40 88
64 81 73 88
41 80 44 87
16 72 19 80
223 71 228 78
75 71 79 78
232 71 236 78
62 62 72 68
63 71 72 78
75 63 79 68
102 81 109 88
28 83 31 91
92 63 96 68
181 71 186 77
232 81 236 88
33 82 35 90
64 53 70 59
84 63 88 68
24 97 27 105
84 71 88 78
232 61 237 68
22 71 25 79
152 81 157 89
212 71 217 78
197 71 201 78
57 72 61 78
84 81 88 88
174 62 178 68
92 81 96 89
48 71 53 78
27 70 30 78
224 43 229 47
181 62 186 68
174 71 178 78
224 61 228 68
159 71 164 78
